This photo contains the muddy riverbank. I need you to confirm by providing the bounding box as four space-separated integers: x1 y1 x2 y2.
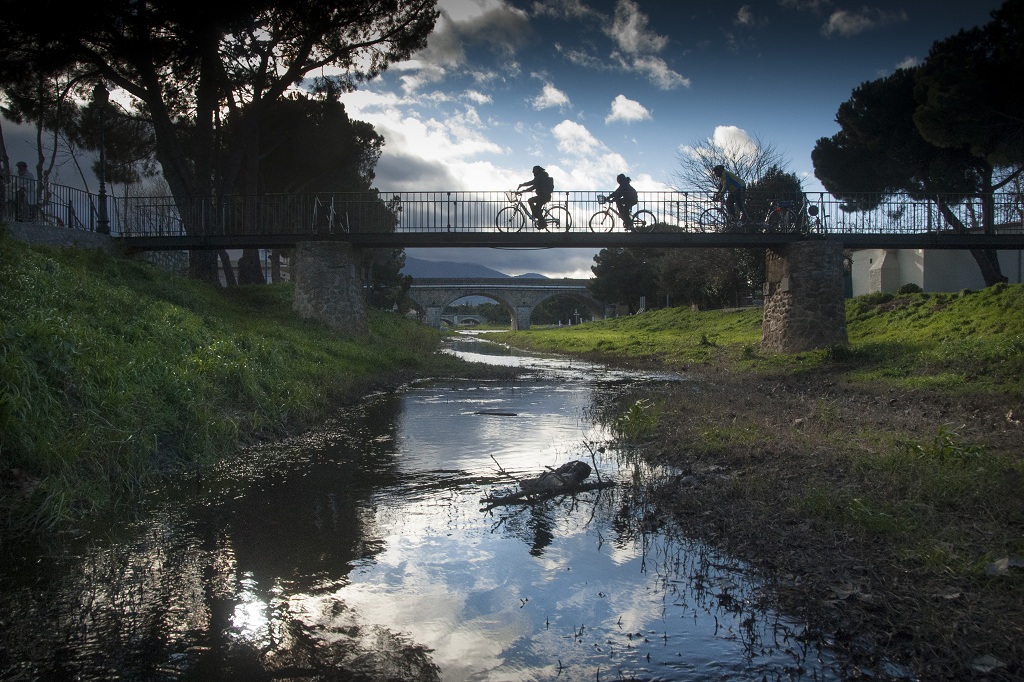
605 363 1024 681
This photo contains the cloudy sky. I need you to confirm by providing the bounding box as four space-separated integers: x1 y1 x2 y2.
339 0 1004 277
2 0 1004 279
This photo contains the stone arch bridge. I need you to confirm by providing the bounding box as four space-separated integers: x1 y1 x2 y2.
406 278 604 330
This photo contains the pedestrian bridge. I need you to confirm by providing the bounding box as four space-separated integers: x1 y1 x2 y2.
40 187 1016 251
407 278 603 330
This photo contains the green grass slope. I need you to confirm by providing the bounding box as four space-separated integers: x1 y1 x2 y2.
0 235 444 534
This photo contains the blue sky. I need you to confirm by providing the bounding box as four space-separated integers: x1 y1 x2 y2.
339 0 1004 277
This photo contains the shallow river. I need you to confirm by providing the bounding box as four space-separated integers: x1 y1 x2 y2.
2 333 854 681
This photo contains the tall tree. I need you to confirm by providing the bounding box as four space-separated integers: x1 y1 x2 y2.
914 0 1024 170
812 67 1007 286
0 0 438 284
588 247 662 313
666 135 795 308
673 130 785 199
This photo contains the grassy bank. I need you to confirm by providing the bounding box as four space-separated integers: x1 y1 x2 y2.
493 285 1024 395
0 235 465 537
491 286 1024 679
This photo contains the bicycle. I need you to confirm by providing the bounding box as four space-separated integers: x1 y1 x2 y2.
495 190 572 232
697 199 752 233
764 194 824 234
588 195 658 232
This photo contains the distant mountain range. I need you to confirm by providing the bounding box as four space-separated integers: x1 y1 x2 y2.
402 256 547 279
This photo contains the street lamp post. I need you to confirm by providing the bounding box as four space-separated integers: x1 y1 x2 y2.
93 82 110 235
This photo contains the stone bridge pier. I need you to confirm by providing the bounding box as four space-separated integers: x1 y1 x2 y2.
761 240 848 353
291 241 368 335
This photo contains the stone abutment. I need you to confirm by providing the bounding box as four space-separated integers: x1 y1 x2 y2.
292 241 368 335
761 240 848 353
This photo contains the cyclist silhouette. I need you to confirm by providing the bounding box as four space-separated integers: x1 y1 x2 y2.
607 173 638 230
517 165 554 229
712 165 749 221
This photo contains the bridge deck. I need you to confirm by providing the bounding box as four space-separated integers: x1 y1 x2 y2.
12 185 1024 251
120 230 1024 251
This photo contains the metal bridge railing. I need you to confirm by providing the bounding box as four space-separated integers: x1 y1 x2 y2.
6 183 1022 238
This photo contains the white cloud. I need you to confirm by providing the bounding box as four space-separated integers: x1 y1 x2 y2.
628 55 690 90
894 56 920 70
465 90 493 105
552 120 602 157
549 120 632 188
340 88 514 191
608 0 668 54
712 125 759 160
605 95 651 124
529 0 594 21
821 7 908 37
735 5 756 26
531 83 571 110
603 0 689 90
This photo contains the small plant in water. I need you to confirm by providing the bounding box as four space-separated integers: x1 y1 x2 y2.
614 398 658 442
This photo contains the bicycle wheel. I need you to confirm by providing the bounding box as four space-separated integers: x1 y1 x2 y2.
631 209 658 232
545 205 572 232
697 206 727 232
495 206 526 232
588 209 616 231
765 207 797 233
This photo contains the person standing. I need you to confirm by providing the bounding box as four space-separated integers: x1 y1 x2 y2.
517 165 554 229
12 161 37 221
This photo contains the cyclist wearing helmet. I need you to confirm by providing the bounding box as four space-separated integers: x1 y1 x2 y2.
607 173 638 230
517 165 554 229
712 165 749 221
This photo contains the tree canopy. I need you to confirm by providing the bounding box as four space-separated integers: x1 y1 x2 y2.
0 0 439 282
811 0 1021 286
914 0 1024 168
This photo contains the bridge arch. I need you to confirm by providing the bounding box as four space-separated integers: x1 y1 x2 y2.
405 278 605 330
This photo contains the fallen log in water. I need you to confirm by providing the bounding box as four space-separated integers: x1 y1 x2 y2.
480 460 615 509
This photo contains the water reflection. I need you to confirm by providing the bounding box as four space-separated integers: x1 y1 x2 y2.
0 332 863 681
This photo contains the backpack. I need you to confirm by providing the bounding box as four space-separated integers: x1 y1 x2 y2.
539 173 554 195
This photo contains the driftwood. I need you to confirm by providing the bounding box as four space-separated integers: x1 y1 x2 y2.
481 460 615 509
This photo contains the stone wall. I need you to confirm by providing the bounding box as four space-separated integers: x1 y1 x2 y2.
761 241 848 353
291 241 368 335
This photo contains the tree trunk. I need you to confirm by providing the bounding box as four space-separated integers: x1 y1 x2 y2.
219 250 237 287
189 250 221 286
270 249 283 283
937 197 1006 286
968 249 1008 287
237 248 265 285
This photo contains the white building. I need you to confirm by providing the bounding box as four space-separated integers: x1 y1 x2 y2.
850 247 1024 296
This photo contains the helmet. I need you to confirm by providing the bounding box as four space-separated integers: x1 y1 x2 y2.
712 165 724 175
616 173 626 183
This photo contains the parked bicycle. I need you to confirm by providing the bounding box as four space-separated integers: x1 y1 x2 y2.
764 194 825 234
495 190 572 232
588 195 658 232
